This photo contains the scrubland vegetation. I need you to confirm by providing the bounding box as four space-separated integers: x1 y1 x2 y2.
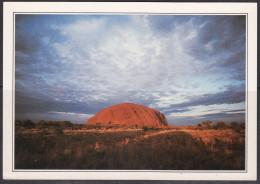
15 119 245 170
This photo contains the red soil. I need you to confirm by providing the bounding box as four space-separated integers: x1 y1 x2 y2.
86 103 168 128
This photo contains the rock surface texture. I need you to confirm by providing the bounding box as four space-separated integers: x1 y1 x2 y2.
86 103 168 128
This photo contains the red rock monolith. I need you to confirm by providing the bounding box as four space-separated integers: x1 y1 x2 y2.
86 103 168 128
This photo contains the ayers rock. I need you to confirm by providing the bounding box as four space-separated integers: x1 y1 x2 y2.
86 103 168 128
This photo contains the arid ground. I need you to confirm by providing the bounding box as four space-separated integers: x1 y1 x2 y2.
15 121 245 170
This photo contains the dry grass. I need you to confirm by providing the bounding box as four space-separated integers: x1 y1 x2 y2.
15 128 245 170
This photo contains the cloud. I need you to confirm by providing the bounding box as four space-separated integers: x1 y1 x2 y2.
15 15 246 124
16 111 94 123
161 84 245 115
149 15 246 81
167 107 245 125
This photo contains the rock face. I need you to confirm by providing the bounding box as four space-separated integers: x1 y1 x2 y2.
86 103 168 128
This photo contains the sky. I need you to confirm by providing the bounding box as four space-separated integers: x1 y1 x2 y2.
15 14 246 125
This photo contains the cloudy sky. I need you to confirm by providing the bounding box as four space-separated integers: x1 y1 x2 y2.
15 14 246 125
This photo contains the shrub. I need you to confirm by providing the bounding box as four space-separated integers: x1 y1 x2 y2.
196 123 203 130
240 122 245 130
214 122 227 130
15 129 245 170
72 124 83 130
36 120 74 130
53 127 64 136
142 126 149 131
15 120 22 126
58 121 73 129
202 120 212 129
230 122 241 132
36 120 48 129
83 124 97 129
47 121 60 129
96 123 101 129
21 119 35 129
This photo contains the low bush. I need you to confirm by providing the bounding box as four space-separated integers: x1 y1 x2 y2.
15 129 245 170
142 126 148 131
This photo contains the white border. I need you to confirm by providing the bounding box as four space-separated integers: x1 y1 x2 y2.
3 2 257 180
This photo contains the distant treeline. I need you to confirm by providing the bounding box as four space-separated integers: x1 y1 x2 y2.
15 119 245 133
172 120 245 133
195 120 245 132
16 120 96 130
15 119 167 132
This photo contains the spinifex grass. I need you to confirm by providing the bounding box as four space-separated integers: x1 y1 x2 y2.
15 129 245 170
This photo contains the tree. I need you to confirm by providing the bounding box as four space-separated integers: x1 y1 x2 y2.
15 120 24 131
214 122 227 130
58 121 73 129
230 122 240 132
15 120 22 126
196 123 202 130
202 120 212 129
36 120 48 129
72 124 83 130
240 122 245 130
21 119 35 129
